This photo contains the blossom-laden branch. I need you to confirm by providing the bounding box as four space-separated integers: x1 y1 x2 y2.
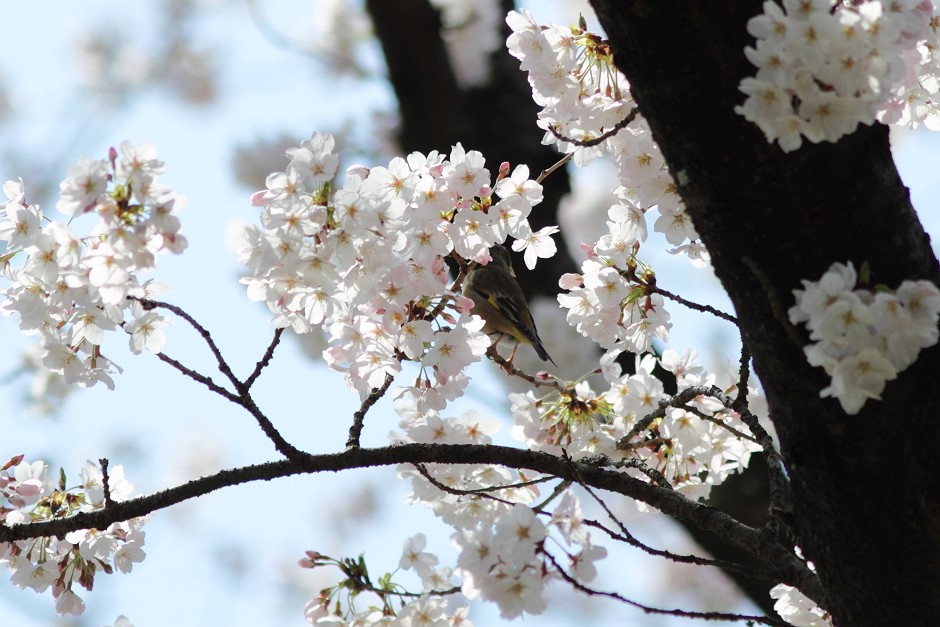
617 385 793 526
417 452 773 584
617 386 722 450
0 442 822 603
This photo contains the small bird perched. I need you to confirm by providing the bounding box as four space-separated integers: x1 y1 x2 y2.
461 245 556 366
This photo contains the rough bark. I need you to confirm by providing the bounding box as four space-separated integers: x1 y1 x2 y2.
589 1 940 624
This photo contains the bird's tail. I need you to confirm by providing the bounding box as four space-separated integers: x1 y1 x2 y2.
534 338 557 367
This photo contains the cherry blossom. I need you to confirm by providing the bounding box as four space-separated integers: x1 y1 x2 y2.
0 143 185 400
738 1 940 151
234 131 552 404
0 456 147 617
790 261 940 414
506 9 708 267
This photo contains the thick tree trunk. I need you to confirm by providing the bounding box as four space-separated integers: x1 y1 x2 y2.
590 1 940 625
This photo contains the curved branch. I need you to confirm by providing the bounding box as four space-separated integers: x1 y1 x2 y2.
132 297 242 391
0 442 820 602
243 327 284 391
543 551 786 626
545 106 640 147
346 373 395 449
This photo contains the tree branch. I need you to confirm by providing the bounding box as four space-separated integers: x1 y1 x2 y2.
243 327 284 391
132 297 242 391
0 442 820 603
346 373 395 449
542 551 786 626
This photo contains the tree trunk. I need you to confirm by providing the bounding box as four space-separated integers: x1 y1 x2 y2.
589 1 940 624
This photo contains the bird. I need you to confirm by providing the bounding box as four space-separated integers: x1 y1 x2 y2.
461 245 556 366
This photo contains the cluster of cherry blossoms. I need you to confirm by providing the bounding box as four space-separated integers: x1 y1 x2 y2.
789 261 940 414
233 131 558 405
300 538 472 626
280 13 777 622
737 0 940 152
389 404 608 621
0 456 146 617
505 9 711 356
506 9 708 267
0 142 184 394
557 254 671 354
300 346 766 625
511 349 764 501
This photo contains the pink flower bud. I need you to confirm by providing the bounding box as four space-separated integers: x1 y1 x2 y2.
249 190 267 206
454 294 475 314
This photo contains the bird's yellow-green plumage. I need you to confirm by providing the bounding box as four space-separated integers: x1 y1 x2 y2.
462 245 555 366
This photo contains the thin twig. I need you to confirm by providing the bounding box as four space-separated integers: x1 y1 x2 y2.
486 347 570 393
583 517 776 581
537 152 573 184
683 405 760 444
532 478 573 511
99 458 113 508
413 463 554 501
153 351 240 401
346 373 394 449
131 297 242 391
565 453 774 581
577 454 672 489
543 551 786 626
640 282 738 325
154 349 304 459
349 580 461 600
545 106 640 148
243 327 284 391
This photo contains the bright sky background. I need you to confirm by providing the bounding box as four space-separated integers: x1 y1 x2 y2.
1 2 939 626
